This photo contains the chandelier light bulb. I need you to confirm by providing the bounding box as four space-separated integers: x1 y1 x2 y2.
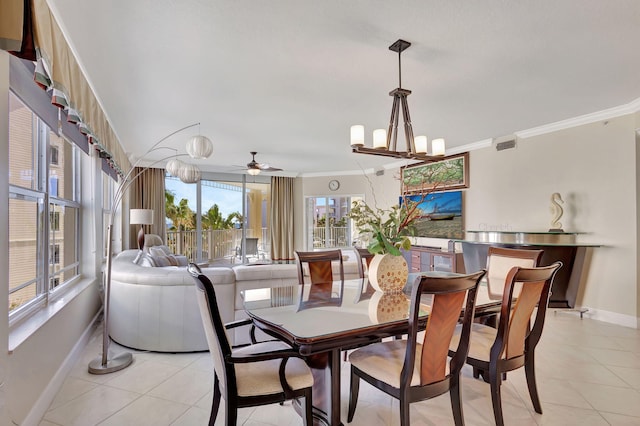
432 138 446 156
414 135 428 154
350 125 365 146
373 129 387 149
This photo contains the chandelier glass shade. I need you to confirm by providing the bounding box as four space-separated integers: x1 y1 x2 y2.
247 167 260 176
350 39 446 162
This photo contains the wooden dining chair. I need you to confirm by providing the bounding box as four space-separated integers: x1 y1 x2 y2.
188 263 314 426
448 262 562 426
347 270 487 426
295 250 344 309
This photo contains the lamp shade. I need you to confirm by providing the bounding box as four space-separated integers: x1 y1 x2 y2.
130 209 154 225
432 138 446 156
373 129 387 149
414 135 428 154
186 135 214 159
179 163 201 183
247 168 260 176
165 158 184 176
350 125 364 146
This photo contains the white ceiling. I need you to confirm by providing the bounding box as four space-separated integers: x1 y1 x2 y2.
46 0 640 177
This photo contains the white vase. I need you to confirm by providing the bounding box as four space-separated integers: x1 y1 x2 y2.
368 253 409 293
368 290 410 323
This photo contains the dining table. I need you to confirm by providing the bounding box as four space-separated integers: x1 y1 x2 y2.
242 272 498 426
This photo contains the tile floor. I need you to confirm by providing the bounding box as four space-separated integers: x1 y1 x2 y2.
40 311 640 425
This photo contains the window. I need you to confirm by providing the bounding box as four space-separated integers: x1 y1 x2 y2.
50 244 60 264
165 174 270 264
8 91 81 317
50 146 59 165
305 195 360 250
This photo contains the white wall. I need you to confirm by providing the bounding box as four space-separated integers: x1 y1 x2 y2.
466 114 637 321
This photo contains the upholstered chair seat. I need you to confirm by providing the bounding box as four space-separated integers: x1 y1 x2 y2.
232 341 314 397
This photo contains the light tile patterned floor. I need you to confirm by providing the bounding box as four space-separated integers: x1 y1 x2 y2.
40 312 640 425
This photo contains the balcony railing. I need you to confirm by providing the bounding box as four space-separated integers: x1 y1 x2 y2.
166 228 270 263
312 226 349 248
166 226 350 261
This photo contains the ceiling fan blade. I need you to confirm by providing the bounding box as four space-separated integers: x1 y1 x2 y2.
261 166 283 172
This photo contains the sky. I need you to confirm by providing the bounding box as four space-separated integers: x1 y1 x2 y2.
165 177 243 217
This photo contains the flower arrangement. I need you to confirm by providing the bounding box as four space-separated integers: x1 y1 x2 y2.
347 197 423 256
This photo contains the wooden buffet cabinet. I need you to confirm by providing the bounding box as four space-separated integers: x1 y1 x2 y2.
403 246 465 274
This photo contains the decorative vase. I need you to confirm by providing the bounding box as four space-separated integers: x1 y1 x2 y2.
368 253 409 293
368 290 410 323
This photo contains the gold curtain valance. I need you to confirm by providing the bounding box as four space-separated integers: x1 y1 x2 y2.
0 0 130 176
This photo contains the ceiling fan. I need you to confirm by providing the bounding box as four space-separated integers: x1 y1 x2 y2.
245 151 283 175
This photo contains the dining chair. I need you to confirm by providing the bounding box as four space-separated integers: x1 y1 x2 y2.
449 262 562 426
188 263 314 426
295 250 345 309
347 270 487 426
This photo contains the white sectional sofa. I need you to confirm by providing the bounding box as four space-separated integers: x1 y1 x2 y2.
109 249 361 352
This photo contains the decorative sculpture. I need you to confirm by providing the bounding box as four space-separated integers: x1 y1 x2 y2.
549 192 564 232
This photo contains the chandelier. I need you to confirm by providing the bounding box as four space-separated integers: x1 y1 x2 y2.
351 39 446 161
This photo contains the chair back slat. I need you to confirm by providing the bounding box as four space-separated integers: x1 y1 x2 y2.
494 262 562 360
486 247 543 300
420 291 467 385
506 280 544 358
308 261 333 284
188 263 233 396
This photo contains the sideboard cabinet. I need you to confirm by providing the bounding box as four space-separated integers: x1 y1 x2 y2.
403 246 465 273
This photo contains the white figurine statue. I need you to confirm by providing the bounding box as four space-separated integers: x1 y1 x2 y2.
549 192 564 231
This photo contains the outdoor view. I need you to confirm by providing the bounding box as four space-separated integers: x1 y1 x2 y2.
165 176 270 263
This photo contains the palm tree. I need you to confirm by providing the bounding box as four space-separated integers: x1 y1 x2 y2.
202 204 241 230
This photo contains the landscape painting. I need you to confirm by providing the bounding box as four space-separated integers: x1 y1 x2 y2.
401 152 469 193
401 191 464 239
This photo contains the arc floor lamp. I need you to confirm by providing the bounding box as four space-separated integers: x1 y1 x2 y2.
88 123 213 374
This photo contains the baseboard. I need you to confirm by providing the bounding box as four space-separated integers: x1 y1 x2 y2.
562 306 638 329
21 309 102 426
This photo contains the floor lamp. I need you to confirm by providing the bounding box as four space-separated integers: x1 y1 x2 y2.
88 123 213 374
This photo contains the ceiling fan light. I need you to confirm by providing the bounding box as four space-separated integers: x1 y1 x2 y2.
166 158 184 176
350 125 364 146
186 135 213 159
179 163 201 183
432 138 446 156
247 168 260 176
414 135 428 154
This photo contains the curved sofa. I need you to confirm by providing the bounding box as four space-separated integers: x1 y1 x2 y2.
109 249 362 352
109 250 235 352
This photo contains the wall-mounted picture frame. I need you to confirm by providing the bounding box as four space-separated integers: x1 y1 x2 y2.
401 152 469 194
400 191 464 239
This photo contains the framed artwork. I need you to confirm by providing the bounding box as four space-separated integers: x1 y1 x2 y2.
401 152 469 194
400 191 464 239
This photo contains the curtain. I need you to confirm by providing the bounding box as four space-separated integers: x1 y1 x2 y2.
129 167 166 247
1 0 130 176
0 0 36 59
270 176 295 263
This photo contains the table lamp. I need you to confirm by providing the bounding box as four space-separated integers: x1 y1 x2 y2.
130 208 154 250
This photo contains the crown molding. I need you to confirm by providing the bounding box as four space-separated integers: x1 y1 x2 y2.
516 97 640 139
